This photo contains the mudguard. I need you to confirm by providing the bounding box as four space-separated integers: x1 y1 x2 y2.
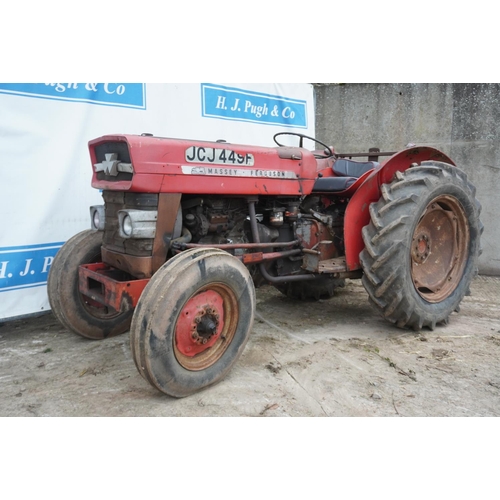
343 146 455 271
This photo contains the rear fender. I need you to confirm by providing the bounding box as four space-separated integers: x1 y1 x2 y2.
343 146 455 270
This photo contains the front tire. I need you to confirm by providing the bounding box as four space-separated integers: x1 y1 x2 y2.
130 248 256 397
47 230 133 339
360 161 483 330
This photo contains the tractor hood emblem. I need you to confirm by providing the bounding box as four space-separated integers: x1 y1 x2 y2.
94 153 133 176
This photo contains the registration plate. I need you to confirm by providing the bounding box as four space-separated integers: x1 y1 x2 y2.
185 146 254 166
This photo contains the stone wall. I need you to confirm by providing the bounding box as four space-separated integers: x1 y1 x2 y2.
314 83 500 275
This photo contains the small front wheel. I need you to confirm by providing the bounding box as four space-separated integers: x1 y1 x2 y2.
47 230 133 339
130 248 256 397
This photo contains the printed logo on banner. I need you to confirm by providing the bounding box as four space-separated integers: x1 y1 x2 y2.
201 84 307 128
0 243 64 292
0 83 146 109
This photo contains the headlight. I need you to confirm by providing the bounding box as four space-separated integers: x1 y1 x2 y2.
122 215 133 236
90 205 105 231
118 210 158 239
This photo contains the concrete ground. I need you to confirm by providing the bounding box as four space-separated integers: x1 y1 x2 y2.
1 275 499 417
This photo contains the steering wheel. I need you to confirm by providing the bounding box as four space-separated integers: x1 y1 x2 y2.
273 132 335 158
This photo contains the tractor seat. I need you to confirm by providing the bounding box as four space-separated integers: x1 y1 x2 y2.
312 158 380 192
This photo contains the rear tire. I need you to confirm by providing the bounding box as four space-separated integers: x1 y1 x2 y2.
47 230 133 339
360 161 483 330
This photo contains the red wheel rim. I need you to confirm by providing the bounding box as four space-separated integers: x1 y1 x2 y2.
173 283 238 371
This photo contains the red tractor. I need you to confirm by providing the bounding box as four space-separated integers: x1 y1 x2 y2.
47 132 483 397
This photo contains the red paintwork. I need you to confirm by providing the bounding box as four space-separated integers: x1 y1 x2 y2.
343 146 455 270
89 135 318 196
88 135 456 274
175 290 225 357
78 263 149 311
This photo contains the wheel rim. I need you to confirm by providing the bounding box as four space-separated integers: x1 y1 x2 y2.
174 283 239 371
411 195 469 303
81 297 123 319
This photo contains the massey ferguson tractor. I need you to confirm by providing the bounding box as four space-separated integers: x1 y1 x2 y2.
47 132 483 397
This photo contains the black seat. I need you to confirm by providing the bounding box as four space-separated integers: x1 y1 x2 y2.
333 158 379 178
312 158 379 193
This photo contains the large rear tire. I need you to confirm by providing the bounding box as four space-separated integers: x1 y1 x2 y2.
360 161 483 330
130 248 256 397
47 230 133 339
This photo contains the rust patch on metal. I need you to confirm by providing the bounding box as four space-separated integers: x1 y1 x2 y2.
318 257 348 273
152 193 182 272
102 247 154 279
79 262 150 311
411 195 469 303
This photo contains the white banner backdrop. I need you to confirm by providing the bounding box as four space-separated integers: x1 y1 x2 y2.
0 83 315 321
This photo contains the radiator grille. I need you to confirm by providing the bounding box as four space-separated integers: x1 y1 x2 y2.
94 142 133 182
102 191 158 256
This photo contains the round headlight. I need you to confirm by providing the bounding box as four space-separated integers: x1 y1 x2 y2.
92 209 101 229
122 215 133 236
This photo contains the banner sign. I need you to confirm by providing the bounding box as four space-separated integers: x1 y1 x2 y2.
0 83 314 322
0 83 146 109
201 83 307 128
0 243 64 292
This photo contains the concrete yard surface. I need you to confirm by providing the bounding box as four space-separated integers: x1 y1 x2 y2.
1 276 499 417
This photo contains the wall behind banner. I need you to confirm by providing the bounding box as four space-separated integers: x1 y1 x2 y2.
0 83 315 321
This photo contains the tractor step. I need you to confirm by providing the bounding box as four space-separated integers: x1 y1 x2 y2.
318 257 348 273
317 257 363 279
302 254 348 274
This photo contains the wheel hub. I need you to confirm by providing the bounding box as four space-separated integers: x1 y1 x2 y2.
412 232 431 263
192 307 220 345
175 290 225 357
